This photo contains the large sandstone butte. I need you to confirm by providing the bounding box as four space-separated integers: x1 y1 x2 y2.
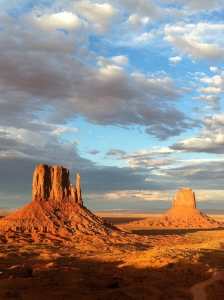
172 188 196 208
131 188 224 228
32 164 82 204
0 164 133 244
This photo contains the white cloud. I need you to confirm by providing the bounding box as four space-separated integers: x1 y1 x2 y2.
164 22 224 38
1 0 224 210
131 72 181 99
169 56 182 63
97 55 129 68
0 127 52 148
182 87 194 93
180 0 222 14
106 147 176 169
53 127 78 136
134 31 155 42
115 0 162 21
165 35 224 60
164 23 224 60
71 0 117 34
128 13 142 26
197 87 222 94
127 158 174 168
171 113 224 153
200 73 224 88
104 190 173 201
192 95 220 102
107 147 174 160
204 113 224 129
36 12 82 31
112 55 129 66
210 66 219 73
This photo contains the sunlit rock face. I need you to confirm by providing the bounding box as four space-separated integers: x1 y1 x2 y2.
32 164 82 205
0 164 131 243
172 188 196 209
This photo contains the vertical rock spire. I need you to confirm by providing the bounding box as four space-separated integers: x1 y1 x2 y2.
76 173 83 205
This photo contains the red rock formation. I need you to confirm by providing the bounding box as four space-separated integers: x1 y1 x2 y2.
76 173 82 205
0 164 130 244
32 164 82 205
172 188 196 208
131 188 224 229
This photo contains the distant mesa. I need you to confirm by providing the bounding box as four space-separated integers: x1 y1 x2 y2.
131 188 224 229
0 164 130 244
172 188 196 209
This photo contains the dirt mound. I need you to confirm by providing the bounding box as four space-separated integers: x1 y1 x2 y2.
130 188 224 229
0 164 135 244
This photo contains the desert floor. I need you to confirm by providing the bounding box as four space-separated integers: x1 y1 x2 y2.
1 213 224 300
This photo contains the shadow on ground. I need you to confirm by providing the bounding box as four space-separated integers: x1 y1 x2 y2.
1 244 224 300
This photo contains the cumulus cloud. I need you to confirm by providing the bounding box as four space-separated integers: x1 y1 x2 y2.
106 147 176 170
0 2 202 144
197 87 222 94
169 56 182 63
128 13 142 26
164 22 224 60
53 127 78 135
1 0 224 208
35 12 82 31
171 112 224 153
134 31 156 42
200 72 224 88
114 0 162 21
0 11 189 141
180 0 223 14
166 160 224 184
171 136 222 153
97 55 129 68
165 35 224 60
210 66 219 73
192 95 220 103
71 0 118 34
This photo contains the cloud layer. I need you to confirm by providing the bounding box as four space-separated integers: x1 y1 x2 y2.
1 1 224 208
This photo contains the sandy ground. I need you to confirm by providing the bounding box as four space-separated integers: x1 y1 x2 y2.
0 213 224 299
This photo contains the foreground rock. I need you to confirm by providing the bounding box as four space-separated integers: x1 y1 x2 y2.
0 164 135 244
130 188 224 229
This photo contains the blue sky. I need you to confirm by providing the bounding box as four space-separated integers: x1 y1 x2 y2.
0 0 224 210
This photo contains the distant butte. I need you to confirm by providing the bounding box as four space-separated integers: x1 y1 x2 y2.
131 188 224 228
0 164 132 244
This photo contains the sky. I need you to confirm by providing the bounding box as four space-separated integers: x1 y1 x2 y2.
1 0 224 211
